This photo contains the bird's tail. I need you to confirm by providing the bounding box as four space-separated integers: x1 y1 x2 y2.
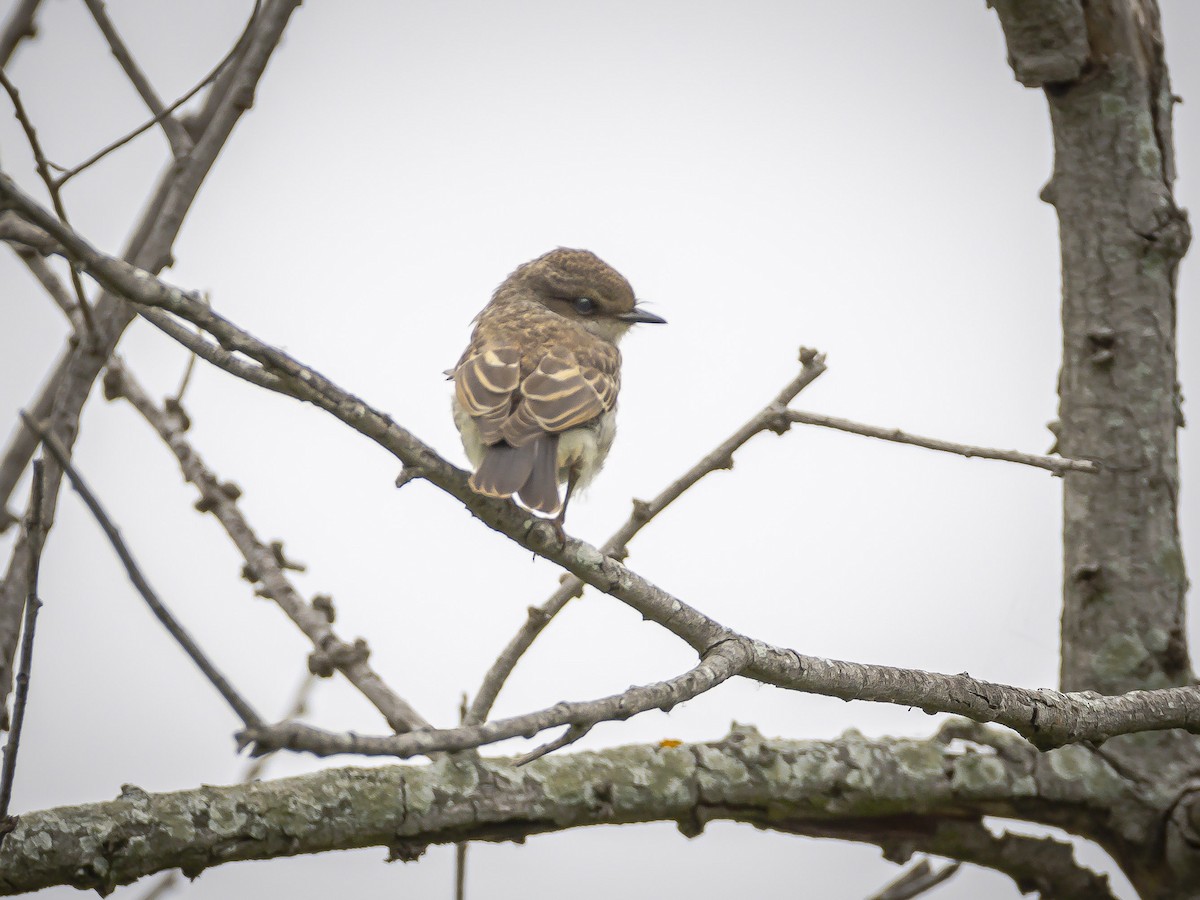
469 435 561 515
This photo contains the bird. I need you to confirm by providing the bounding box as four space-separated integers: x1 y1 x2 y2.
451 248 665 532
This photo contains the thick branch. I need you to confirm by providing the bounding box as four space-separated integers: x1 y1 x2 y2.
5 190 1199 751
0 726 1133 895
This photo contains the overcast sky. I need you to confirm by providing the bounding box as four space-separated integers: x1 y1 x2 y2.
2 2 1197 898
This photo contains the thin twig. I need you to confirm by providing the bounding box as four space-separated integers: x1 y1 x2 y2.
242 639 752 759
867 859 961 900
0 460 46 844
0 71 96 337
0 0 42 67
105 360 429 733
464 348 827 725
22 413 264 729
53 0 262 188
783 409 1098 475
170 292 209 404
81 0 193 158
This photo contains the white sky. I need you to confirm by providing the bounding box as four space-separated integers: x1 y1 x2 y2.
1 2 1197 897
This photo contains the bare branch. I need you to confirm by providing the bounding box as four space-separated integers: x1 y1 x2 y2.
783 409 1097 475
0 461 46 843
0 71 96 336
242 638 751 759
104 361 430 734
23 414 263 729
916 822 1114 900
0 727 1125 895
465 348 827 725
80 0 193 158
0 0 302 724
0 0 42 67
8 185 1200 750
866 859 960 900
53 1 263 188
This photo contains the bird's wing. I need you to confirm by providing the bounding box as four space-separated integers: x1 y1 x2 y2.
500 346 619 447
454 345 521 445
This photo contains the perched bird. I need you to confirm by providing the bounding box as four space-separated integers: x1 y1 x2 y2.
451 248 665 529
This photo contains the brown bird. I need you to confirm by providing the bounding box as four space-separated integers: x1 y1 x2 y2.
451 248 665 529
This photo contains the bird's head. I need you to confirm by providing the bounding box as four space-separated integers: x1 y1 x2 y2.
514 248 666 342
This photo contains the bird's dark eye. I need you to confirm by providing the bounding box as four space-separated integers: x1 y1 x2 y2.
573 297 597 315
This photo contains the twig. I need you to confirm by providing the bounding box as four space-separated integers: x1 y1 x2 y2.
22 414 263 729
867 858 961 900
0 460 46 844
53 0 262 188
0 71 96 338
0 0 42 67
465 348 826 726
11 187 1200 750
782 409 1098 475
514 723 592 766
169 292 208 404
241 639 751 759
81 0 193 158
105 361 429 734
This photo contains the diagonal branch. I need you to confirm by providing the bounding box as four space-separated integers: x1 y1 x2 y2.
7 184 1200 750
24 415 263 730
0 0 42 68
866 859 960 900
465 348 827 725
242 638 752 759
783 409 1097 475
0 0 302 729
103 361 430 734
0 70 96 336
0 461 46 841
80 0 193 159
54 1 263 188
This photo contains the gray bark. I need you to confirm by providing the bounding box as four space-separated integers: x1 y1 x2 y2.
0 725 1129 896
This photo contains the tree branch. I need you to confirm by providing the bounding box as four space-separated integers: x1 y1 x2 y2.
866 859 960 900
0 0 42 68
465 348 827 725
0 69 96 337
782 409 1097 475
0 725 1127 895
103 361 430 734
5 187 1200 750
54 1 263 188
23 414 263 729
0 0 302 728
80 0 193 159
0 461 45 840
242 638 751 759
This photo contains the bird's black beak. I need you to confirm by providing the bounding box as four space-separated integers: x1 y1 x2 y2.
618 305 667 325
